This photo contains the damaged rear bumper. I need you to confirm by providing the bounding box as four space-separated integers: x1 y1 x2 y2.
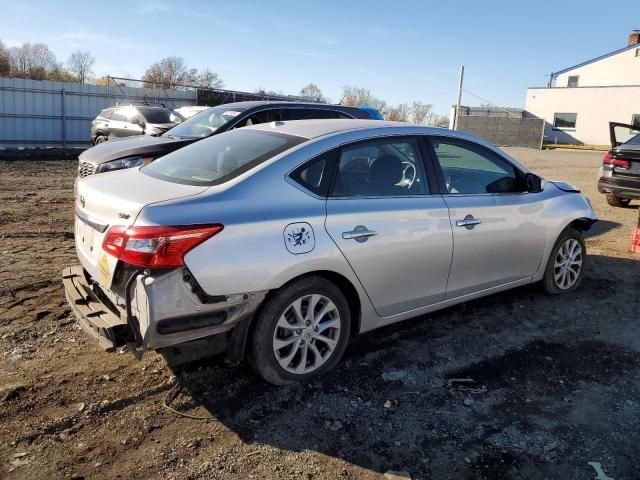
62 266 127 351
62 265 267 357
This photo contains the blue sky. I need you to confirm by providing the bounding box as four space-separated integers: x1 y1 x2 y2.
1 0 635 114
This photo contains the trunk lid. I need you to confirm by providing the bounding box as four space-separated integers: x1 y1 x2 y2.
75 168 208 287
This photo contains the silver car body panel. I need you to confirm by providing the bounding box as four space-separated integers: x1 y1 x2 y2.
70 120 596 351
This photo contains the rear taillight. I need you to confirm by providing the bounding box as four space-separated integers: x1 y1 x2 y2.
603 152 630 168
613 159 631 168
102 224 223 268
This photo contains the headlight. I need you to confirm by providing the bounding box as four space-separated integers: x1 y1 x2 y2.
96 157 147 173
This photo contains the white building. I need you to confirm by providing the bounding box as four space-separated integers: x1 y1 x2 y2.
526 31 640 146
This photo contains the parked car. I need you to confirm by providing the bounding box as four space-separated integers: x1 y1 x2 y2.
597 121 640 207
77 101 379 177
64 120 596 385
90 105 184 145
174 105 210 118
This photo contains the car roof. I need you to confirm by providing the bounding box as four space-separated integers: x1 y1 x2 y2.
202 100 362 111
242 119 531 174
244 119 444 139
114 105 170 111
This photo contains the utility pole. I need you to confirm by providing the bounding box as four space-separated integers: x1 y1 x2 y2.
453 65 464 130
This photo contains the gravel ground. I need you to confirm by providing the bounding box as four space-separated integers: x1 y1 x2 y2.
1 148 639 480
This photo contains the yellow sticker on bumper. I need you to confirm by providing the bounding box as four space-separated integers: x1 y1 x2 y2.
98 255 111 286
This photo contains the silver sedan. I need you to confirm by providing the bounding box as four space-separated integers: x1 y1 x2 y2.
63 120 596 384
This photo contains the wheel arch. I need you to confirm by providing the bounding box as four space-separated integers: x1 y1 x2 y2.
532 214 595 283
92 131 107 143
224 269 363 366
569 216 597 232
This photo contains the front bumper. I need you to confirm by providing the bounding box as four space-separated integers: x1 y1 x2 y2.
62 266 127 351
598 176 640 199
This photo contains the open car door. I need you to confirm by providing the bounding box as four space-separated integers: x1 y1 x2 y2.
609 122 640 148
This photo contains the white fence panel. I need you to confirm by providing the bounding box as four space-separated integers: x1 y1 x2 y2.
0 77 197 147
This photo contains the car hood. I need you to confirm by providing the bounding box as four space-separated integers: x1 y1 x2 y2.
79 135 192 164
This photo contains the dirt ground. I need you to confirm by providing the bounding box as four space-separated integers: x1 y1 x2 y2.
1 148 639 480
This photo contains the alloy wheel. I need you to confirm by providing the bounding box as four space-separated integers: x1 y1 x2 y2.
553 238 583 290
272 294 341 374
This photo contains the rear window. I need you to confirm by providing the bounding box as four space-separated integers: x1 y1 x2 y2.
142 129 306 186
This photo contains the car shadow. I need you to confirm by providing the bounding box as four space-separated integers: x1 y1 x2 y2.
584 219 622 238
168 254 640 479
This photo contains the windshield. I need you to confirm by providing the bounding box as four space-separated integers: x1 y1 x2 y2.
163 106 247 138
143 129 306 186
138 107 182 124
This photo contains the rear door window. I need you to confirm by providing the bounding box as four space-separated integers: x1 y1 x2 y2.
285 109 341 120
331 138 429 197
239 109 285 127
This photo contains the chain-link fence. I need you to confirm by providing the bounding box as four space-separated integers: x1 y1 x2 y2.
105 76 308 109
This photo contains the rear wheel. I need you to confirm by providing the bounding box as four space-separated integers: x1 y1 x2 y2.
606 194 631 207
93 134 107 145
249 276 351 385
542 227 586 294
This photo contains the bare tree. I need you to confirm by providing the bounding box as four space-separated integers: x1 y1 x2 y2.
340 85 387 114
10 43 57 80
385 103 410 122
411 101 433 124
142 56 191 89
48 63 75 82
195 68 224 89
67 50 95 84
299 83 328 103
0 40 10 77
434 115 450 128
254 87 284 97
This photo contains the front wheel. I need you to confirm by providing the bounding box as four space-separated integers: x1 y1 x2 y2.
93 134 108 145
606 194 631 207
249 276 351 385
542 227 586 294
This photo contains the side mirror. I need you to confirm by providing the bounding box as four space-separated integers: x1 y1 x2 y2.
526 173 544 193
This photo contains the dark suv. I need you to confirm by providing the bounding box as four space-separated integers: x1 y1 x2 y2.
597 122 640 207
78 101 379 177
90 105 183 145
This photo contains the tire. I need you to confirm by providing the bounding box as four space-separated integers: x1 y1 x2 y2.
93 134 108 145
542 227 586 295
249 276 351 385
606 194 631 207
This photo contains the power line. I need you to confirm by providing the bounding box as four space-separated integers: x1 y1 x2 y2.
461 88 521 118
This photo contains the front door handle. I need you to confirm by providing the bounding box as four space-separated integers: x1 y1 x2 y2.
342 228 378 240
455 215 482 228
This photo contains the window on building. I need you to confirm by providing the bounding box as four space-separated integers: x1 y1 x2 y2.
553 113 577 130
636 48 640 58
632 114 640 128
567 75 579 88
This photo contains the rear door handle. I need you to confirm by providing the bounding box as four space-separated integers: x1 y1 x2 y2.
342 229 378 240
455 216 482 228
